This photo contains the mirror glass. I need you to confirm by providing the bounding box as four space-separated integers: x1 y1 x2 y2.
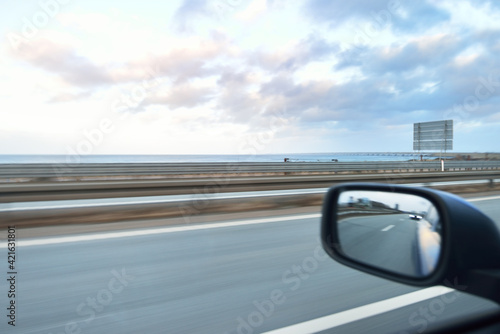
337 190 442 278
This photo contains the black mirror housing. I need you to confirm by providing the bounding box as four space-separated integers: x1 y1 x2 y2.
321 183 500 304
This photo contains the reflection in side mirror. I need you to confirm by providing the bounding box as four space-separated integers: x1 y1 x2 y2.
337 190 442 278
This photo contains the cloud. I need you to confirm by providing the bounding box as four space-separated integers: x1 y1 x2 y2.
338 33 464 74
172 0 213 32
172 0 259 32
143 83 214 109
109 33 232 86
469 0 500 10
12 16 498 132
257 73 390 128
47 90 94 103
329 26 500 125
214 69 265 123
10 31 231 92
5 1 500 154
58 12 112 34
151 35 230 82
303 0 450 32
172 0 248 33
235 0 267 22
11 38 112 88
248 34 339 72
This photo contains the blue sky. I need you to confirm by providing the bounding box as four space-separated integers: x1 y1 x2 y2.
1 0 499 154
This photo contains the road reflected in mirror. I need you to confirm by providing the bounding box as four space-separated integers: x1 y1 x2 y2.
337 190 442 278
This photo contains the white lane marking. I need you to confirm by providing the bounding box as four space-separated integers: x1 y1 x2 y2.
469 195 500 202
262 286 455 334
381 225 395 232
0 214 321 248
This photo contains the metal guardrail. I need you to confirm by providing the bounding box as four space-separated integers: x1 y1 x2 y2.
2 177 499 228
6 178 499 213
1 161 500 179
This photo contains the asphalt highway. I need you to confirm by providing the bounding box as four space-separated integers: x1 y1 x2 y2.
338 214 419 277
1 195 500 333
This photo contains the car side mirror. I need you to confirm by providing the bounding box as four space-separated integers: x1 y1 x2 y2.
335 189 441 278
321 183 500 304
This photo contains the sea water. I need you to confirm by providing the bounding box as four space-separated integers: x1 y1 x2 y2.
0 153 433 164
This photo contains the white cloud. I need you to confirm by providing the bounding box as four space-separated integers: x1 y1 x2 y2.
2 1 500 154
234 0 267 22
